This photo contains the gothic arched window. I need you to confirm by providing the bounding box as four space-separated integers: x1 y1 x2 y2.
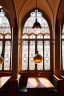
22 10 50 71
0 8 11 71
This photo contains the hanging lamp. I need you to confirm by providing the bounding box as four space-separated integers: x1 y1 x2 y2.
33 0 43 63
33 0 43 64
0 55 4 65
32 19 41 28
33 51 43 64
32 0 42 29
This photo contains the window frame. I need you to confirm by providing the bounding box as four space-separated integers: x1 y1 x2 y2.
22 33 51 72
21 9 52 73
0 12 11 71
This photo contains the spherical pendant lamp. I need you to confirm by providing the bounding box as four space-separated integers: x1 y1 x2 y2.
0 56 4 65
33 51 43 64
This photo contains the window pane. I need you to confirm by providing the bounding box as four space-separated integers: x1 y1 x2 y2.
4 41 11 70
37 41 43 70
62 34 64 39
62 25 64 37
29 41 35 70
37 34 43 39
22 34 28 39
0 41 3 70
0 34 3 39
44 34 50 39
22 41 28 70
0 15 11 34
44 41 50 70
29 34 36 39
62 41 64 70
62 25 64 70
5 34 11 39
0 41 2 55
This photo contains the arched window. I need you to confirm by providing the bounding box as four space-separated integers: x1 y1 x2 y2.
22 10 50 71
0 8 11 71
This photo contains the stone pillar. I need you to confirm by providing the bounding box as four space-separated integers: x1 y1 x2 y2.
55 19 61 76
18 27 22 73
11 20 18 79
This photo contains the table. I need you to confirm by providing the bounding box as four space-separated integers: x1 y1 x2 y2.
0 76 11 88
26 77 54 96
26 77 54 88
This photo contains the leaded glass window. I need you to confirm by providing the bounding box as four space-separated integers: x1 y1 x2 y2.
22 10 50 71
22 41 28 70
29 41 35 70
44 41 50 70
0 8 11 71
37 41 43 70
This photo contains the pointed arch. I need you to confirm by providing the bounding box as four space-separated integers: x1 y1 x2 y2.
21 9 51 71
0 9 11 71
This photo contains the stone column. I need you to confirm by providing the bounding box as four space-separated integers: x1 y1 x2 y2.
55 19 61 76
11 20 18 79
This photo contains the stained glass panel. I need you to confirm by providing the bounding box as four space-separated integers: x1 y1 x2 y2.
0 10 11 71
5 34 11 39
37 34 43 39
23 10 50 34
37 41 43 70
62 41 64 70
0 41 2 55
22 34 28 39
22 41 28 70
62 34 64 39
62 25 64 34
29 41 35 70
22 9 50 71
44 34 50 39
62 25 64 70
4 41 11 70
0 34 3 39
0 27 11 34
44 41 50 70
29 34 36 39
0 14 11 34
0 41 3 70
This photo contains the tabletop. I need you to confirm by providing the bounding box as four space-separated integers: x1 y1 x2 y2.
26 77 54 88
0 76 11 88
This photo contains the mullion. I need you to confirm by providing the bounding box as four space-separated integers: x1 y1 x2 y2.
42 40 44 70
35 36 37 70
9 39 11 70
43 37 44 70
28 40 29 70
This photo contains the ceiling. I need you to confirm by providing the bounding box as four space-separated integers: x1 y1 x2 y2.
0 0 64 28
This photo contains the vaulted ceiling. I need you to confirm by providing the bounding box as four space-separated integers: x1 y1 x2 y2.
0 0 64 28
